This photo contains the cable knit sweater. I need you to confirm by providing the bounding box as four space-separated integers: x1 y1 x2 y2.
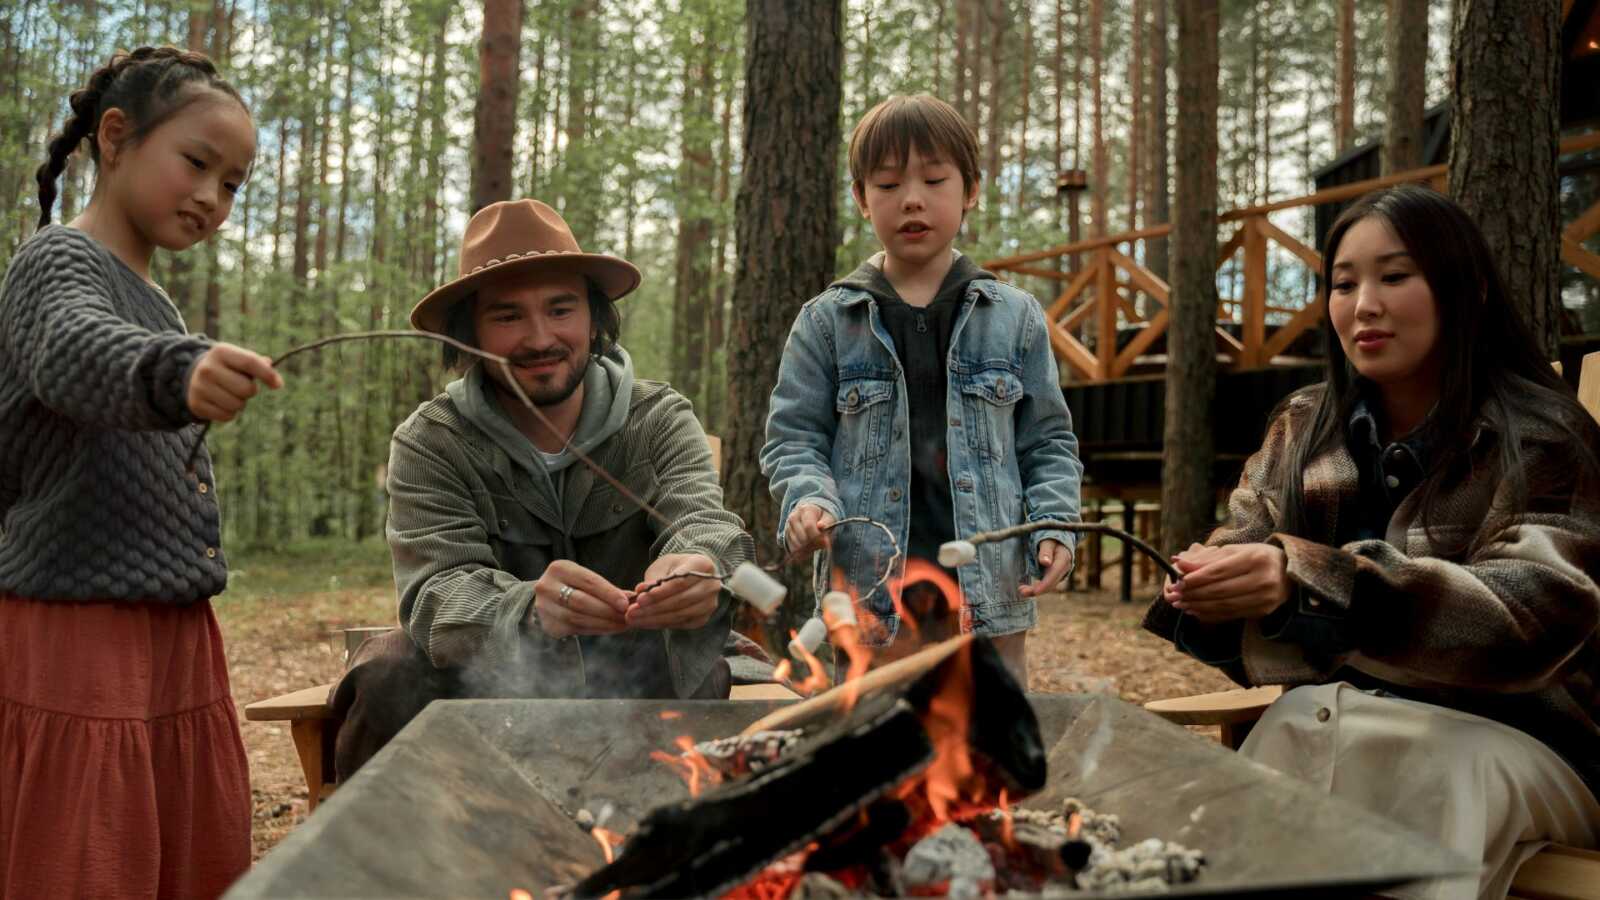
0 225 224 604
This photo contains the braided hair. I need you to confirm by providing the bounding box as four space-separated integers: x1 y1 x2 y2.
35 46 247 228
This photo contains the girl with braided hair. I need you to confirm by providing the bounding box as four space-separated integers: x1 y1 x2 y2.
0 46 281 898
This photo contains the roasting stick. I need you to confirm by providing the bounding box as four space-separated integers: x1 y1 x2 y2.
938 520 1182 584
179 329 901 614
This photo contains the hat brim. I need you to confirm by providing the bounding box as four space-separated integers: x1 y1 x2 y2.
409 252 642 334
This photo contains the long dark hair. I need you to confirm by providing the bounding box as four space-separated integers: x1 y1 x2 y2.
1275 185 1598 546
35 46 247 228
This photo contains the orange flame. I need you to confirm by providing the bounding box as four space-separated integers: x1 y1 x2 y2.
659 710 684 721
649 735 720 797
998 789 1015 847
591 826 624 864
788 629 833 696
509 890 533 900
892 558 964 641
1067 811 1082 839
719 844 815 900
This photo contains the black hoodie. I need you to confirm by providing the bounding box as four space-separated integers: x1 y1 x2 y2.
830 251 997 573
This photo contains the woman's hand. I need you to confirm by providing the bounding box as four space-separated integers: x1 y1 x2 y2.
187 343 283 422
1162 542 1291 624
629 554 721 631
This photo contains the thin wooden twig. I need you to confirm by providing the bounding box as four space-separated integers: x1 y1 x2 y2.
964 520 1182 583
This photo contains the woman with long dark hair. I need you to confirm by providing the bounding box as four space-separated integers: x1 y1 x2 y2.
1145 185 1600 900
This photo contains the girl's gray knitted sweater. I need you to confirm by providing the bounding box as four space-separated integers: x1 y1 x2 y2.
0 225 225 603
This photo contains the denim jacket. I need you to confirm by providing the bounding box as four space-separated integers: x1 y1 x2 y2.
761 277 1083 644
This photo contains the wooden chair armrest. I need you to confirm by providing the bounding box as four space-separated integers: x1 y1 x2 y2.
730 683 803 701
1144 685 1284 727
1510 843 1600 900
244 683 336 722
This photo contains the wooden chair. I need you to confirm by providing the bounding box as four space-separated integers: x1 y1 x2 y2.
1144 351 1600 900
242 431 801 813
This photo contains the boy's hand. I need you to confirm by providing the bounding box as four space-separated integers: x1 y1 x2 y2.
1021 539 1072 597
187 343 283 422
784 503 836 559
530 560 630 639
629 554 721 631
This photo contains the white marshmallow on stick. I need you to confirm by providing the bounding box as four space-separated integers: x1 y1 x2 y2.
821 591 857 628
938 540 978 567
728 562 786 616
789 617 828 658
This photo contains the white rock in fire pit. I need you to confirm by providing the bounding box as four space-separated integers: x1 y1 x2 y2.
1076 836 1205 893
902 823 995 899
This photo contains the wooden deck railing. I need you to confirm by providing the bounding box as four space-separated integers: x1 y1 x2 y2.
987 132 1600 383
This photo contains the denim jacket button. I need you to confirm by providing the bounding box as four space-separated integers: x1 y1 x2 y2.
847 388 859 406
887 487 902 502
995 382 1007 399
949 417 960 427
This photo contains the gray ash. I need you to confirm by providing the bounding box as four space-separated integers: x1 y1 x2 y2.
691 729 804 778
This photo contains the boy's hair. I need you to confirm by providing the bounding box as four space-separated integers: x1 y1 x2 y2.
848 95 980 196
35 46 248 228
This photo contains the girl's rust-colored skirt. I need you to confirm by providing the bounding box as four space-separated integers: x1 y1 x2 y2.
0 595 251 899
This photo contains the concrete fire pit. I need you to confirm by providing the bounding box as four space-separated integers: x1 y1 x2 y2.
227 694 1473 898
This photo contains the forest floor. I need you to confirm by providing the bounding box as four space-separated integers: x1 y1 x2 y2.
218 539 1238 861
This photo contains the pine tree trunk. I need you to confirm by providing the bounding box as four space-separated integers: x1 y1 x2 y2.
955 0 970 126
1161 0 1219 556
1337 0 1356 149
471 0 524 212
1089 0 1105 237
1381 0 1427 174
728 0 842 641
1145 0 1169 282
563 0 596 238
1018 12 1031 217
673 29 714 412
984 0 1007 236
1448 0 1562 359
1127 0 1142 232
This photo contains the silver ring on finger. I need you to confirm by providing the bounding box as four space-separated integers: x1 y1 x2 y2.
558 583 574 608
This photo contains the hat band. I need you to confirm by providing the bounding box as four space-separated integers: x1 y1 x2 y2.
467 248 582 275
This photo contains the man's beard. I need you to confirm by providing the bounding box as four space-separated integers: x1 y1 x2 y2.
501 347 591 407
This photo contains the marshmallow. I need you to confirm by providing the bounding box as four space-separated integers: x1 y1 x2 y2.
788 617 828 658
938 540 978 567
821 591 857 628
728 562 786 615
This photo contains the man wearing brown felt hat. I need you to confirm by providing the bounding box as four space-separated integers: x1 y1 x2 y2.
329 200 755 779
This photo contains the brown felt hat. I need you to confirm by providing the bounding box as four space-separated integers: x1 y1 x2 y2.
409 199 641 334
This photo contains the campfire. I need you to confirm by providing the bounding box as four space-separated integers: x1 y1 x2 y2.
560 634 1205 899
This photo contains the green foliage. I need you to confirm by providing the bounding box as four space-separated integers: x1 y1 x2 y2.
0 0 1456 548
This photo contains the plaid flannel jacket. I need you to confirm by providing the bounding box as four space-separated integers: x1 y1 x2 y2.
1144 389 1600 795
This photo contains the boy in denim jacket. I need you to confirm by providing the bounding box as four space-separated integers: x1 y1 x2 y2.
761 95 1082 681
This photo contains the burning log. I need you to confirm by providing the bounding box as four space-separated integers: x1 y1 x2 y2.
571 694 935 898
572 636 1047 899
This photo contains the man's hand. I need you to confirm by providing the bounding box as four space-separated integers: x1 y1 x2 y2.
1020 539 1073 597
629 554 721 631
530 560 630 639
783 503 836 559
187 343 283 422
1161 542 1291 624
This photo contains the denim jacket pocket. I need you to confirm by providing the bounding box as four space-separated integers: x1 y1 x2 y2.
957 367 1024 461
834 376 895 475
